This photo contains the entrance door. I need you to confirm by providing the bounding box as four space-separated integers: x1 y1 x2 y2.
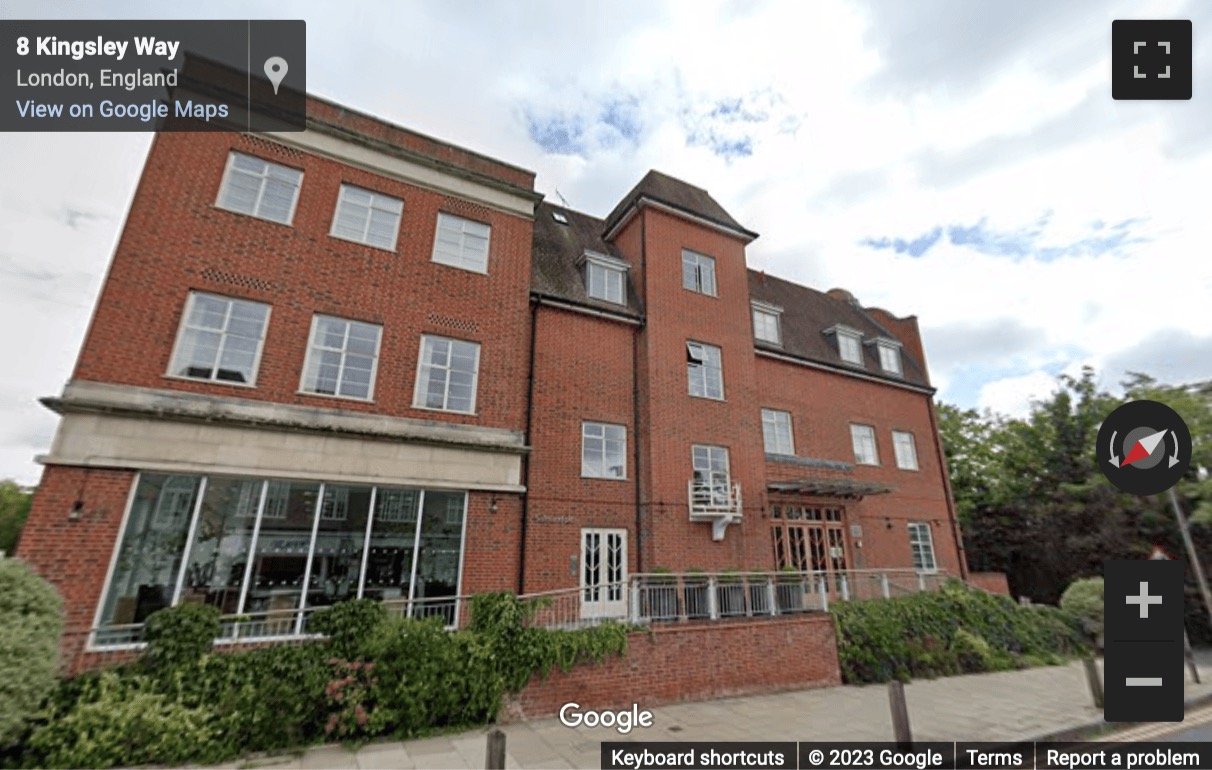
771 505 850 598
581 528 627 619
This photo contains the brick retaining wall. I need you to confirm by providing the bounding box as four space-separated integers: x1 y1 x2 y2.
502 613 841 721
967 572 1011 596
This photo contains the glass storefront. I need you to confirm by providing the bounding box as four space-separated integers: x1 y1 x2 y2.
93 472 468 647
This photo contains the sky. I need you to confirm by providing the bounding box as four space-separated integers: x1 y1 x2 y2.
2 0 1211 486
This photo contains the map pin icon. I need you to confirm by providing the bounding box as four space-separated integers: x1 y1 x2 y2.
264 56 288 95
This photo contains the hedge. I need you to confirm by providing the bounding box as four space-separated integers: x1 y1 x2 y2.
832 579 1089 683
0 559 64 749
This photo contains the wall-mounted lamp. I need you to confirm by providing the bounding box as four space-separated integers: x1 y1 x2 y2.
489 496 498 513
68 500 85 521
884 517 893 530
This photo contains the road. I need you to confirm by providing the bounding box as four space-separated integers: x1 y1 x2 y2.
1101 703 1212 742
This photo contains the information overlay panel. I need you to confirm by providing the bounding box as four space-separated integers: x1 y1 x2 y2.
599 742 1212 770
0 20 306 131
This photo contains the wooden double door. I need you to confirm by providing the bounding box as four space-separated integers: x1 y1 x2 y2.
771 504 851 596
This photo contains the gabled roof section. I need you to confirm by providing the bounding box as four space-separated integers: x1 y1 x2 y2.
603 170 758 242
748 270 932 390
531 201 644 318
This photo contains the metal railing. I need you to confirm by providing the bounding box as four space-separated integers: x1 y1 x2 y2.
79 569 949 651
687 480 742 518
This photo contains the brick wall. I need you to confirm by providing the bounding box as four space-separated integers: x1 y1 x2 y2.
502 614 841 721
967 572 1011 596
71 131 533 433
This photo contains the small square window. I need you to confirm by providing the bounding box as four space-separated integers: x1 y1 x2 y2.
682 250 717 296
216 152 302 225
761 409 794 455
582 422 627 479
414 335 481 413
584 254 628 305
839 332 863 365
552 211 569 224
432 212 491 273
331 184 403 250
300 315 383 401
169 292 271 385
850 424 879 465
753 308 781 345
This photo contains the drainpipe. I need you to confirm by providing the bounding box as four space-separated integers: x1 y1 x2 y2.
518 298 539 595
927 397 968 579
633 213 648 575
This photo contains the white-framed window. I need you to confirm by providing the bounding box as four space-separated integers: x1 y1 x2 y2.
691 444 731 506
687 341 724 400
432 212 491 273
893 430 919 470
552 210 569 224
682 249 717 296
300 316 382 401
414 335 480 413
850 424 879 465
838 330 863 365
909 522 937 572
761 409 795 455
584 252 627 305
582 422 627 479
330 184 403 250
321 486 350 521
753 308 781 345
215 151 302 225
877 341 906 378
168 292 271 385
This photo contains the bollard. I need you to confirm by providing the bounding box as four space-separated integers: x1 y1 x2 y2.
1185 631 1201 684
1083 657 1104 710
888 681 912 748
485 728 506 770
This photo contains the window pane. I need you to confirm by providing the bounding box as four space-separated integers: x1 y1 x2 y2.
243 481 321 637
179 477 261 620
433 213 490 273
363 488 421 605
95 475 200 644
413 492 465 623
701 259 716 295
682 252 698 291
300 485 373 619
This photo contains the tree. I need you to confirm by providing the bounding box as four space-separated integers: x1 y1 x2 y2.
0 480 33 555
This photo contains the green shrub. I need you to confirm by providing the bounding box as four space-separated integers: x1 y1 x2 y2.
24 671 219 769
0 559 64 749
833 579 1089 683
142 602 220 673
309 599 387 660
1059 577 1104 641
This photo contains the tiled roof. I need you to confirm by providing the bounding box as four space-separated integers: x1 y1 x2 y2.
531 201 643 318
603 170 757 239
747 270 931 389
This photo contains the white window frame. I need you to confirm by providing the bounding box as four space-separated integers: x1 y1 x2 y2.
691 444 731 506
413 335 482 414
850 424 879 466
431 212 491 274
908 522 937 572
581 422 628 480
687 341 724 400
215 151 303 225
299 315 383 402
167 292 271 387
682 249 717 296
583 252 628 305
761 409 795 456
877 340 903 375
838 331 863 365
330 183 404 251
892 430 919 470
752 305 782 345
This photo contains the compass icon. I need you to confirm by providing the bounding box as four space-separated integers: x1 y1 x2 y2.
1097 400 1192 495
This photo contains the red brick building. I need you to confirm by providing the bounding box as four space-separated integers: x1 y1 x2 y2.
17 95 969 667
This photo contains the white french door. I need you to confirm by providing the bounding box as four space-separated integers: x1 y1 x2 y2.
580 528 627 619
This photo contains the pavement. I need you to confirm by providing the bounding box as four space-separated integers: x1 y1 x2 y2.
203 650 1212 770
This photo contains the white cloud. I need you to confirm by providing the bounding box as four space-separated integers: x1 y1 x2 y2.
977 371 1064 419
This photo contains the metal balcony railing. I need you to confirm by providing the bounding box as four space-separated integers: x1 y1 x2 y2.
688 480 742 539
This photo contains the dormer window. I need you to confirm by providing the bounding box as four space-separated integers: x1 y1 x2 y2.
582 251 628 305
825 325 864 365
751 301 782 345
875 339 903 375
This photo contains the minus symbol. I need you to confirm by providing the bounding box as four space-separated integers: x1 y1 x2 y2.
1125 677 1163 686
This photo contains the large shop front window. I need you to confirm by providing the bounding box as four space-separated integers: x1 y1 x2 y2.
93 473 468 647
